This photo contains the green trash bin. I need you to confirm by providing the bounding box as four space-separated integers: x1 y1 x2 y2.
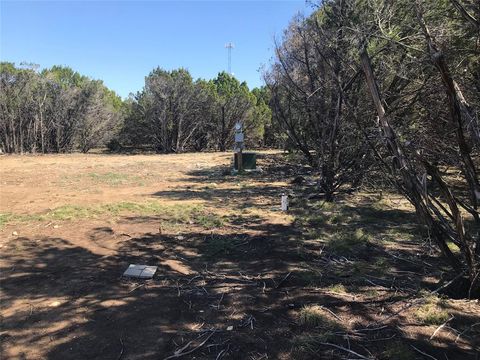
234 152 256 170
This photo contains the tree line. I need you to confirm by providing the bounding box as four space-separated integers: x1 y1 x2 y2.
0 63 124 154
118 69 272 153
0 64 273 154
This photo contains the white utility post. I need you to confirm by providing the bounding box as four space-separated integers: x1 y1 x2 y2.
234 121 244 171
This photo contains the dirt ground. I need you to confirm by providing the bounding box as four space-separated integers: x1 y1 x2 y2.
0 151 479 359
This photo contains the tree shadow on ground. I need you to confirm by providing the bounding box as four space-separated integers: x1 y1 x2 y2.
1 155 479 359
2 217 479 359
151 184 284 211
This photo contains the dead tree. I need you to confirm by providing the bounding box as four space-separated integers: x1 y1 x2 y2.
360 42 479 298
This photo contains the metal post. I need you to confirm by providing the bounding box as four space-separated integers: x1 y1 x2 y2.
234 121 244 172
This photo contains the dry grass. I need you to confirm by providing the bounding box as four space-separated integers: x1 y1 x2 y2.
414 295 450 325
293 305 343 355
297 305 340 328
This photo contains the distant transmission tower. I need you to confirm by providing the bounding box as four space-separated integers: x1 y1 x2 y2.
225 42 234 74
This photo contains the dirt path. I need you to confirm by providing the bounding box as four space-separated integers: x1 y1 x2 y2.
1 152 479 359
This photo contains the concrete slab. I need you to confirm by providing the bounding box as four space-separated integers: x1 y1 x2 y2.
123 264 157 279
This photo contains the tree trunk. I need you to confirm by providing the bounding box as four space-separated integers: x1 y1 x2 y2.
219 105 226 151
360 46 463 273
416 6 480 297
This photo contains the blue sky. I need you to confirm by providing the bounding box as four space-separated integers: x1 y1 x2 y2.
0 1 312 97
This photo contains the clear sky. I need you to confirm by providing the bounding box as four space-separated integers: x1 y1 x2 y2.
0 1 312 98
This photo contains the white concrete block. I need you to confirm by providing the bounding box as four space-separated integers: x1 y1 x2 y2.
123 264 157 279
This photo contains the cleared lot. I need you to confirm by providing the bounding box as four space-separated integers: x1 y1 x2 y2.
0 152 479 359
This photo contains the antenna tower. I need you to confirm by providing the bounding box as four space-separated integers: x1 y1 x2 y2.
225 42 234 74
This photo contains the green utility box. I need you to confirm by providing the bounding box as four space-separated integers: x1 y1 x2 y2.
234 152 257 170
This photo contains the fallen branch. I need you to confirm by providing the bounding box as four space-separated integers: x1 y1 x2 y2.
319 342 373 359
163 330 216 360
410 345 438 360
128 283 145 293
362 334 397 342
387 252 430 267
454 321 480 343
217 292 225 309
430 315 454 340
187 275 203 284
117 337 125 360
275 272 291 289
215 345 229 360
354 325 388 332
320 305 342 321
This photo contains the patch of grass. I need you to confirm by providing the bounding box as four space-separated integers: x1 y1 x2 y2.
358 205 416 225
298 305 339 328
220 213 262 228
324 205 351 224
332 262 363 277
373 257 389 270
284 151 304 164
294 212 328 239
308 214 327 226
414 295 450 325
292 308 343 355
355 228 371 241
296 269 322 286
317 201 337 212
383 226 416 242
87 172 143 186
364 289 380 298
48 205 100 220
0 213 14 228
291 333 332 354
328 213 344 224
380 341 416 360
195 213 224 228
328 228 371 254
328 283 347 294
2 201 221 229
294 211 326 227
349 260 370 275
